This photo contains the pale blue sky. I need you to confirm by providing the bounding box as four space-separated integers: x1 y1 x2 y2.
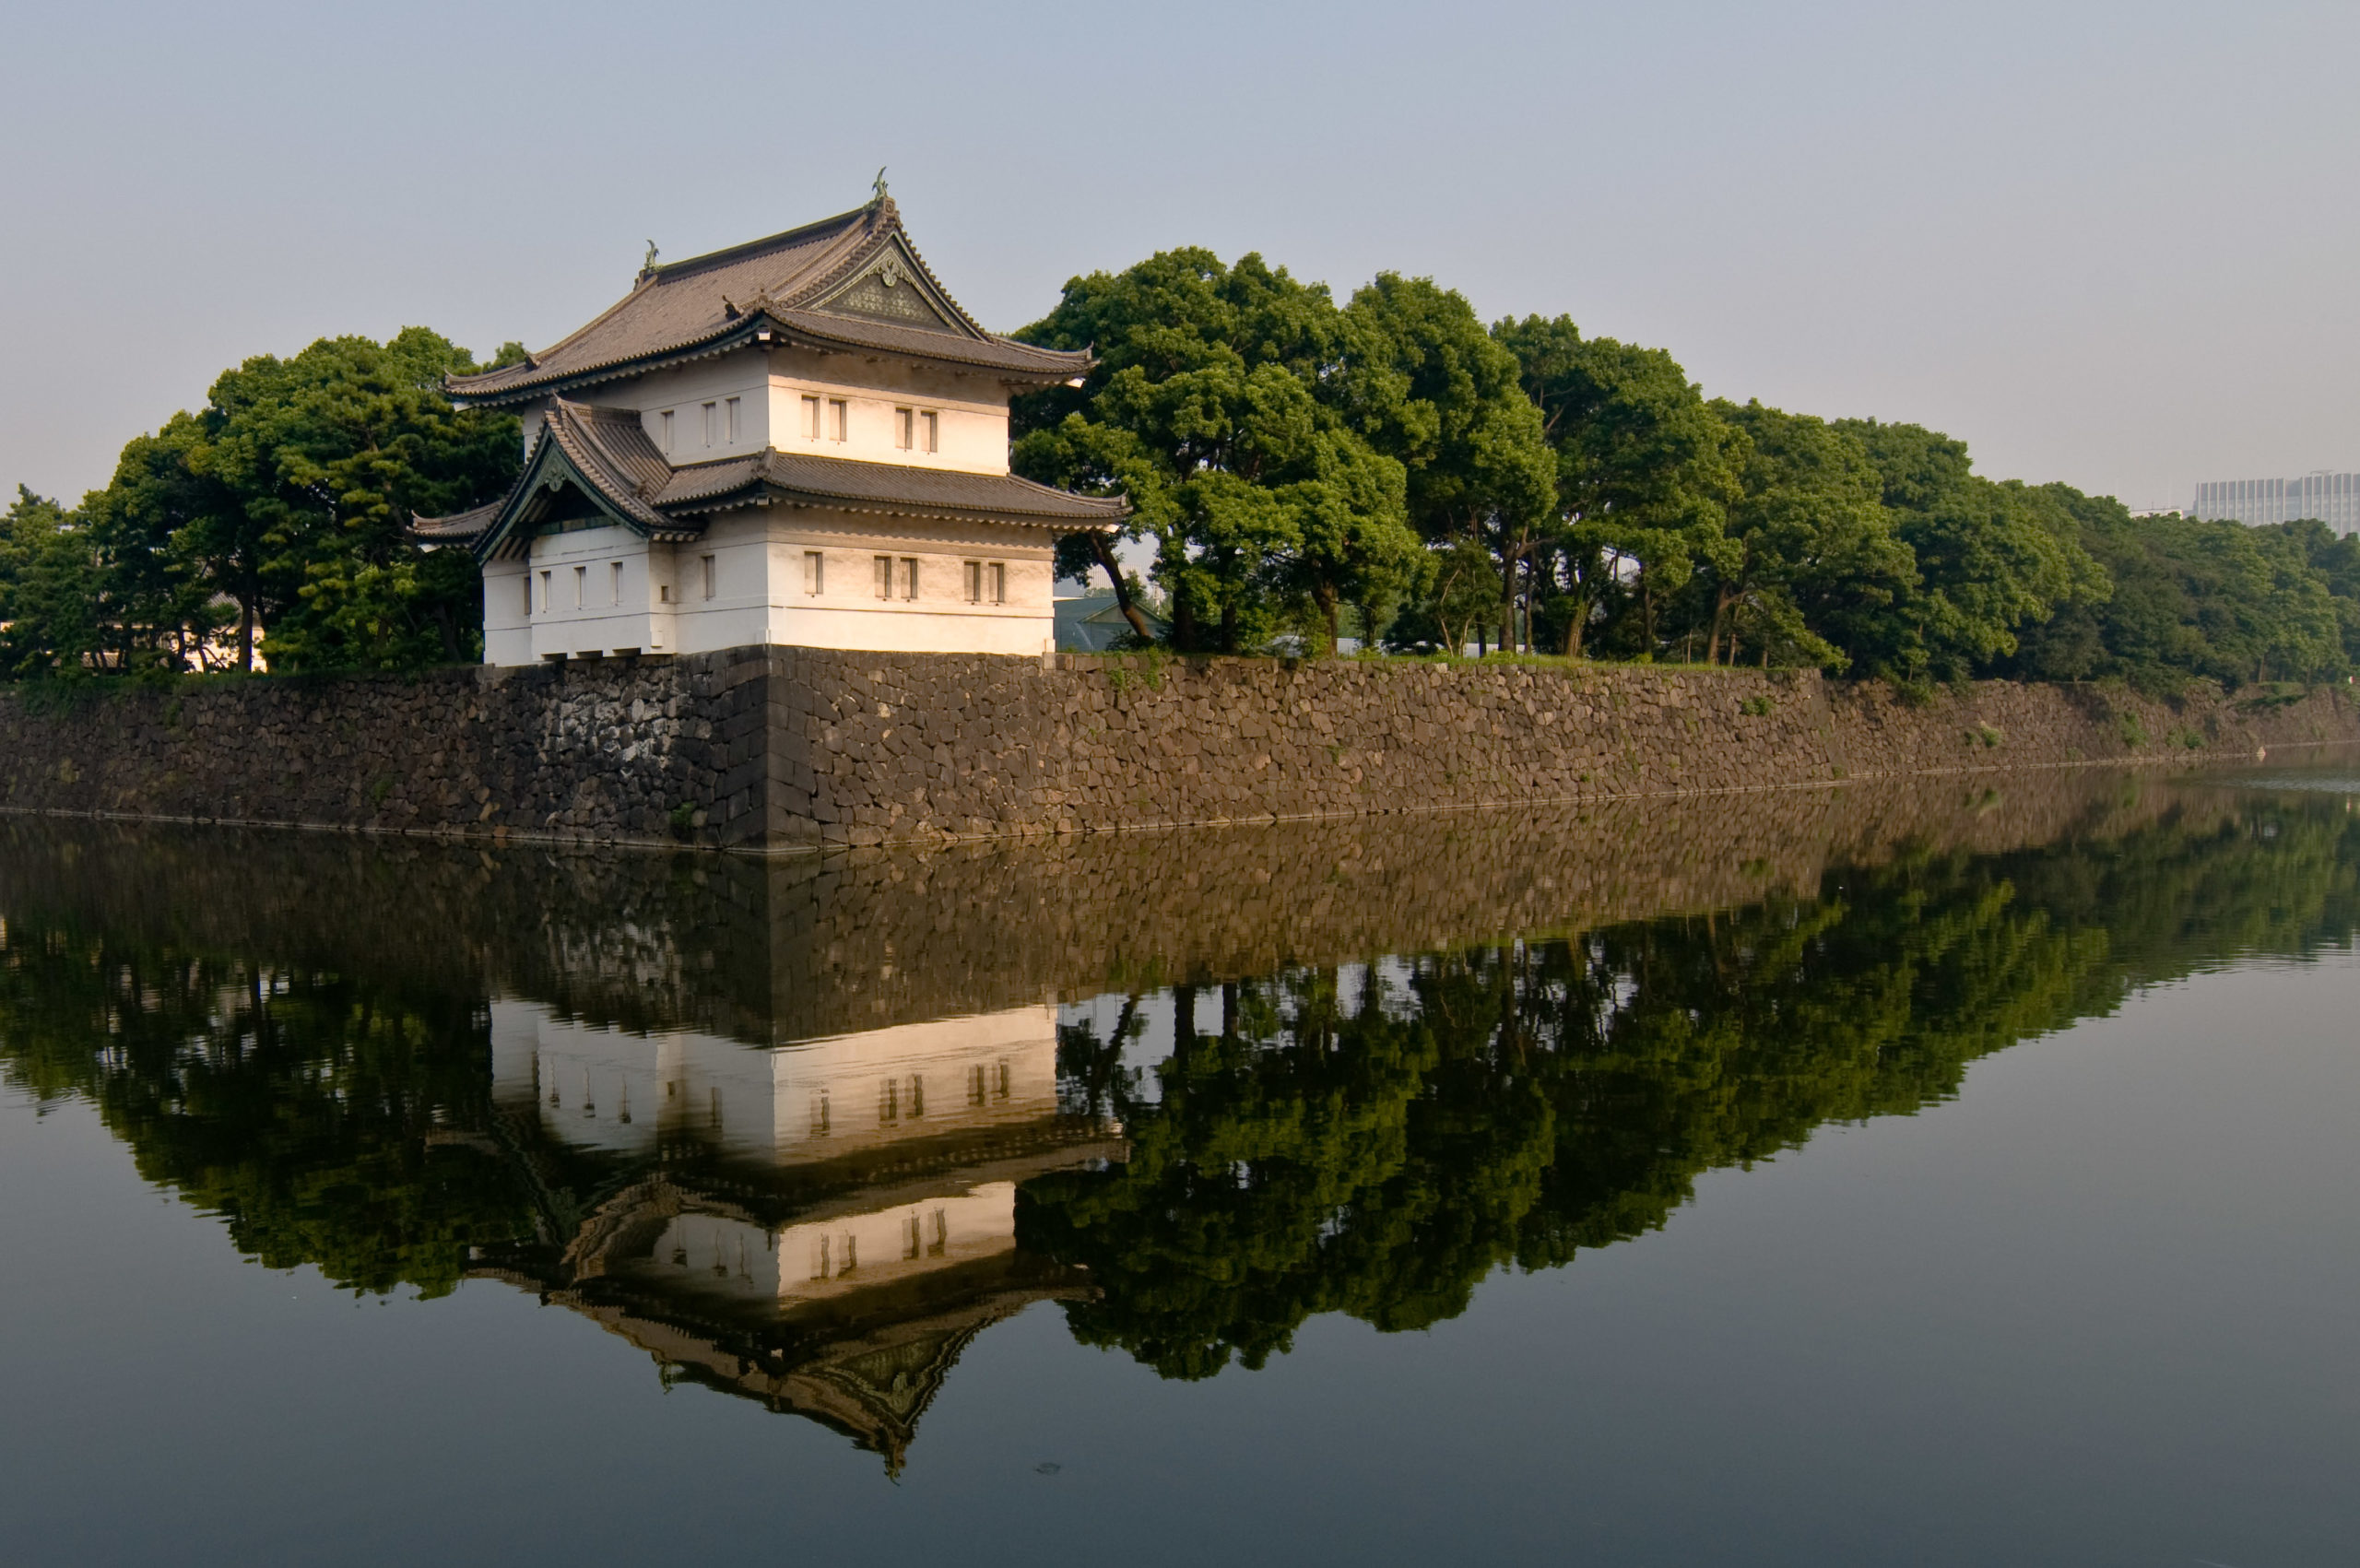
3 0 2353 512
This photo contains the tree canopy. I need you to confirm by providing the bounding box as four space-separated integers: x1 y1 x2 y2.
5 242 2353 692
5 329 518 677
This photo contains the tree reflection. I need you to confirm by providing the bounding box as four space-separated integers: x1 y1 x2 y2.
0 786 2354 1415
0 938 533 1297
1023 803 2360 1377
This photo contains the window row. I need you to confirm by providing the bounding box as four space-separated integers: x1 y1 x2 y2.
525 551 1009 616
649 395 947 455
523 555 720 615
797 552 1010 604
796 395 941 452
656 398 740 456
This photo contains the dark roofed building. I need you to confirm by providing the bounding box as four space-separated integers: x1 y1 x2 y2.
418 189 1122 664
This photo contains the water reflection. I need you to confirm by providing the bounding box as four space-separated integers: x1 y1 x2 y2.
2 769 2354 1468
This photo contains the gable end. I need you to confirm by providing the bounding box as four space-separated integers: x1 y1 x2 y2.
811 242 963 336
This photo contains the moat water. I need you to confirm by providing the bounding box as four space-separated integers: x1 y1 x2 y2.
2 765 2356 1566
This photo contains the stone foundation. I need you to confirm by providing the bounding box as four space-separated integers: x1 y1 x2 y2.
0 647 2352 850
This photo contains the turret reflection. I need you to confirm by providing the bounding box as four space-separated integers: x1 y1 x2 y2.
478 1004 1118 1468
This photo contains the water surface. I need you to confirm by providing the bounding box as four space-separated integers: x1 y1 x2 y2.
1 769 2355 1565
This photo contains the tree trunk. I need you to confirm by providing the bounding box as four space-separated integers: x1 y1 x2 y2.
1500 550 1516 655
1088 532 1155 642
238 595 254 672
1706 584 1740 666
1312 581 1339 654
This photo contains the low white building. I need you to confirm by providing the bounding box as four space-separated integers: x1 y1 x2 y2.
419 188 1123 664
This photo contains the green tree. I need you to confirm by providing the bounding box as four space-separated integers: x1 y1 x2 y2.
1493 318 1740 658
0 487 101 677
200 327 518 670
1705 401 1917 669
80 417 240 669
1013 252 1419 654
2011 500 2345 690
1336 276 1554 648
1835 419 2107 681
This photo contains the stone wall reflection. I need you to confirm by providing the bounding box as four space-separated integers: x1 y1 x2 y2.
0 768 2234 1043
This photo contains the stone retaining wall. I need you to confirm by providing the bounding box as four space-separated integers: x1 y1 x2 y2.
0 646 2351 850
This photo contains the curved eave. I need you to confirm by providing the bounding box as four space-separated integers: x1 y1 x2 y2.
762 311 1089 385
448 319 767 408
471 432 669 563
682 486 1126 533
449 313 1089 408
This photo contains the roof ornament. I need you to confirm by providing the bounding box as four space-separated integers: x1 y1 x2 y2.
641 239 659 276
871 167 889 203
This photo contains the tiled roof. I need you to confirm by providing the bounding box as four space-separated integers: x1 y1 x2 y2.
411 400 1126 553
446 198 1089 405
407 500 501 543
537 401 670 528
660 449 1129 526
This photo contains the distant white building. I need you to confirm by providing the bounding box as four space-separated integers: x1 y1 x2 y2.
2189 472 2360 535
418 188 1124 665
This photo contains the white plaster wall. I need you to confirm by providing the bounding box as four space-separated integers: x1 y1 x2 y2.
762 344 1009 476
767 1184 1016 1306
483 505 1059 663
609 1182 1017 1310
486 1000 1059 1168
523 525 678 659
481 558 533 666
766 1007 1060 1166
517 401 548 460
554 348 773 464
487 1000 785 1160
698 507 1062 656
660 510 773 653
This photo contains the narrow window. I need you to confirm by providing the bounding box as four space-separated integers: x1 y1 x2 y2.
874 555 893 599
804 550 824 595
828 398 847 442
901 558 918 600
701 401 716 447
809 1089 830 1137
521 574 533 618
658 583 670 604
609 560 622 606
907 1074 924 1118
572 564 585 609
903 1216 922 1261
894 407 914 450
659 409 675 454
724 396 739 442
994 1060 1010 1101
963 560 982 603
967 1065 986 1106
920 409 938 453
879 1078 898 1124
538 570 551 612
989 561 1006 604
801 394 820 439
929 1208 948 1256
700 554 716 600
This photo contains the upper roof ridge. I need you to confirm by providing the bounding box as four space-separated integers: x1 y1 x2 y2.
447 194 1089 404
